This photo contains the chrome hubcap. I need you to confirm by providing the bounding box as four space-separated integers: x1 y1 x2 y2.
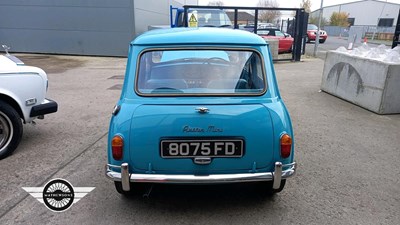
0 111 13 152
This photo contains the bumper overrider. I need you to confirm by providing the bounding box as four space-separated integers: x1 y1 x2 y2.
105 161 296 191
30 98 58 117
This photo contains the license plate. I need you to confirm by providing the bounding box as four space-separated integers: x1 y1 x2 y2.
161 139 244 158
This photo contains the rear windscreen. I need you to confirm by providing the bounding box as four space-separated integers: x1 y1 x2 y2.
136 49 266 96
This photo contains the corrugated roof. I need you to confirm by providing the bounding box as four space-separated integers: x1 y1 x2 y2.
311 0 400 13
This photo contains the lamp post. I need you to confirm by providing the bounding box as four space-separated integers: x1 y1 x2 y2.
313 0 324 57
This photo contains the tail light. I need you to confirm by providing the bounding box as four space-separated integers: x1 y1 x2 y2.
112 135 124 160
280 134 292 158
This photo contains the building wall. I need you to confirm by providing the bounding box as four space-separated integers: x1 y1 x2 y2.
311 0 399 26
0 0 135 56
134 0 198 37
0 0 198 56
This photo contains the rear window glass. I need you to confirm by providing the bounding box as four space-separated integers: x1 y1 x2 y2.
308 24 318 30
136 49 266 96
257 30 271 35
275 30 285 37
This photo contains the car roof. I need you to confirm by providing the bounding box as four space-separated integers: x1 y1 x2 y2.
258 28 280 31
132 28 267 46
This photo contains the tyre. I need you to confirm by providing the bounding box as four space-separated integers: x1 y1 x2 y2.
305 36 310 43
257 179 286 195
114 181 148 196
0 100 23 159
319 39 326 44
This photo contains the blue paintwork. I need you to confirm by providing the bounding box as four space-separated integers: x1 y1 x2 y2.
108 28 294 175
132 28 267 46
170 6 183 28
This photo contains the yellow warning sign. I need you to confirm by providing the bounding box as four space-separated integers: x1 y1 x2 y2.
188 13 198 27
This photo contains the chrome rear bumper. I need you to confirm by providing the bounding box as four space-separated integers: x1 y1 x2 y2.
106 162 296 192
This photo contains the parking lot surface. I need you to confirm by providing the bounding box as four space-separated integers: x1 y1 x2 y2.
0 54 399 225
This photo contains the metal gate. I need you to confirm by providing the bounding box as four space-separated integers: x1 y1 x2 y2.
181 5 307 62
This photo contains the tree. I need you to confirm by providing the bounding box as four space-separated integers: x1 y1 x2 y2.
257 0 281 23
300 0 312 13
208 1 224 6
329 12 349 27
309 16 328 27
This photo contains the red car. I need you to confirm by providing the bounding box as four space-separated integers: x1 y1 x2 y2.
306 24 328 43
257 28 294 53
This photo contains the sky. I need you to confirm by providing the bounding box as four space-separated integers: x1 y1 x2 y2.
198 0 400 11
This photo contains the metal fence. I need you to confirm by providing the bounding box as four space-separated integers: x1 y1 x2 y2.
324 26 349 37
324 25 395 37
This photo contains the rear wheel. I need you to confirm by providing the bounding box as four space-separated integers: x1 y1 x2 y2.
305 36 310 43
257 179 286 195
319 39 326 44
114 181 149 196
0 100 23 159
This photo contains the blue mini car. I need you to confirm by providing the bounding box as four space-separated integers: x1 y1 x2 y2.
106 28 296 195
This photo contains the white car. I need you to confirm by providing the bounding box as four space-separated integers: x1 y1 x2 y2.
0 46 58 159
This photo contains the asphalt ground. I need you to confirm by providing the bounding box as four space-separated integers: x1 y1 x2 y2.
0 54 399 225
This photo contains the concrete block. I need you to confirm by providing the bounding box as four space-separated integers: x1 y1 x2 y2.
321 51 400 114
264 38 278 60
